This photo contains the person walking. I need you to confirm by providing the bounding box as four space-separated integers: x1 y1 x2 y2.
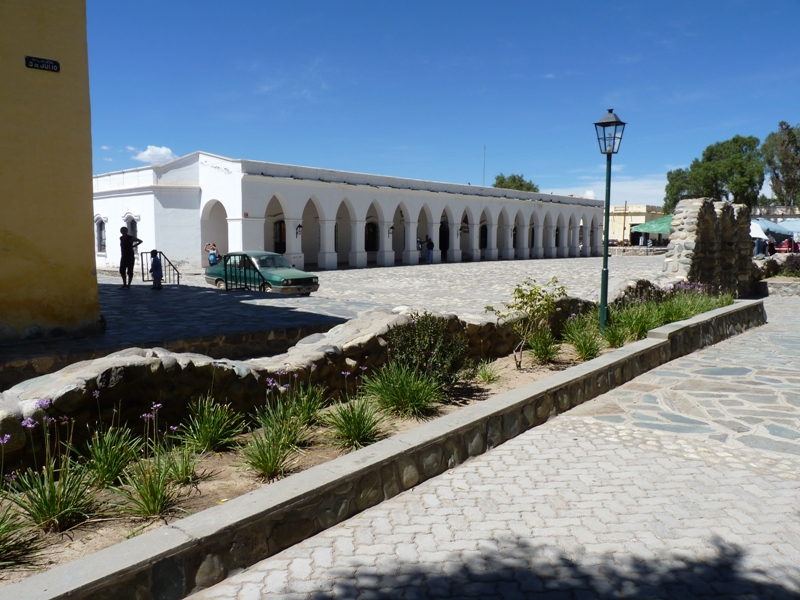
119 226 142 288
149 249 163 290
426 237 434 264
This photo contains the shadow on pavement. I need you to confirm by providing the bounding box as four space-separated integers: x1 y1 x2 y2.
312 537 799 599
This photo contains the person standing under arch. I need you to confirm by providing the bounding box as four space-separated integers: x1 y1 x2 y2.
119 226 142 288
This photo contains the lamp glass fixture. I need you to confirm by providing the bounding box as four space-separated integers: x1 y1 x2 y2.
594 109 626 154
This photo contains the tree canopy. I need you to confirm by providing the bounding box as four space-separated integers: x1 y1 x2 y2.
762 121 800 207
663 135 764 213
493 173 539 192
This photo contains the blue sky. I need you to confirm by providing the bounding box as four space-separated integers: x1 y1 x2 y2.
88 0 800 206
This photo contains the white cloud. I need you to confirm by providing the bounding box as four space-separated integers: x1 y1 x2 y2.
550 174 667 207
125 145 136 151
132 146 178 165
103 157 113 162
101 145 110 150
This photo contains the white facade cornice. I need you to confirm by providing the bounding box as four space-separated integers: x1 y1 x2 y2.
93 184 201 199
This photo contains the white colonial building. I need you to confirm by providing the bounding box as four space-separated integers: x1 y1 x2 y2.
93 151 604 271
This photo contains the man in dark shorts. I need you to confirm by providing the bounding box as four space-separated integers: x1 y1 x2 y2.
119 226 143 288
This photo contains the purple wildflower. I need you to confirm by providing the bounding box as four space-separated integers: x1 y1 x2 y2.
282 383 290 389
276 369 286 375
293 373 299 379
21 418 37 429
141 413 152 420
169 425 179 432
92 390 101 398
151 403 163 411
0 434 11 445
359 366 368 371
310 363 317 370
44 416 56 425
342 371 351 377
4 473 17 482
35 398 52 410
59 415 69 423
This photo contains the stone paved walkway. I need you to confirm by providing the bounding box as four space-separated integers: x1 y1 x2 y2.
189 296 800 599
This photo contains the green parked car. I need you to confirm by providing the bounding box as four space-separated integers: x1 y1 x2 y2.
204 251 319 296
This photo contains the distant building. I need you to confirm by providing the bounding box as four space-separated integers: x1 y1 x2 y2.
0 1 102 343
93 152 605 270
608 205 665 246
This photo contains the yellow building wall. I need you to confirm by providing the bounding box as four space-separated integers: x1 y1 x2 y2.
0 0 101 340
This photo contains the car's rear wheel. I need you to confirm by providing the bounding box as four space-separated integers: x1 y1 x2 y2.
300 292 311 296
215 279 225 289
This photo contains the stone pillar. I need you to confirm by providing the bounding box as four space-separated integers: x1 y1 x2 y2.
518 225 530 259
580 223 591 257
349 219 367 268
532 224 544 258
465 226 480 262
317 219 337 270
377 220 395 267
557 227 569 258
500 224 514 260
447 221 462 262
427 221 441 264
569 224 580 257
543 225 556 258
283 218 304 269
484 224 499 260
592 223 603 257
402 220 419 265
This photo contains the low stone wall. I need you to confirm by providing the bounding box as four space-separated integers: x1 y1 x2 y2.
766 280 800 296
5 299 766 600
0 322 340 392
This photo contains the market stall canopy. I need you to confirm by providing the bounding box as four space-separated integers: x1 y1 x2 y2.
630 214 673 235
750 222 769 240
777 219 800 233
752 218 793 242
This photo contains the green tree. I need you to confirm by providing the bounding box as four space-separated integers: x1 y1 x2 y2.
493 173 539 192
662 135 765 211
762 121 800 206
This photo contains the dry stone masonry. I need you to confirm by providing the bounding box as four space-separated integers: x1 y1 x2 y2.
663 198 755 296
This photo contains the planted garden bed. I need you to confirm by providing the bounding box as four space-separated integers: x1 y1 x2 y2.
0 278 735 587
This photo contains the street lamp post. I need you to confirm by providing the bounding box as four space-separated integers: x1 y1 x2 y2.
594 109 626 331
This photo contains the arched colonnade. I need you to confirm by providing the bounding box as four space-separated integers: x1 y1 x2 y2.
200 179 603 270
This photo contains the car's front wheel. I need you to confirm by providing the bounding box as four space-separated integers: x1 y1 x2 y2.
259 282 271 292
215 279 225 289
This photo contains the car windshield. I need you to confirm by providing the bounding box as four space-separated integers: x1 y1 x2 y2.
253 255 293 269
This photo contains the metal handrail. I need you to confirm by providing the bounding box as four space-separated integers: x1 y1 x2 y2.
140 251 181 285
222 253 268 291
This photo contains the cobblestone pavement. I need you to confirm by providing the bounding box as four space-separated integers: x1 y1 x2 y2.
0 256 665 368
189 297 800 599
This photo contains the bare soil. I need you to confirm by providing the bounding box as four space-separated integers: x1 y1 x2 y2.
0 349 592 588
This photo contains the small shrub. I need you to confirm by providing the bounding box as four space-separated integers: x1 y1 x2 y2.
84 424 143 487
602 322 629 348
0 505 42 567
114 456 180 517
254 399 308 449
562 314 601 362
325 397 387 451
486 277 566 369
614 303 661 341
385 311 468 388
779 254 800 277
476 359 500 384
162 445 200 486
361 363 443 419
284 382 327 428
240 428 294 480
178 394 246 453
526 327 560 364
9 458 99 533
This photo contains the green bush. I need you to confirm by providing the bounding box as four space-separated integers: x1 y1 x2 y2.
601 322 628 348
240 427 294 481
562 314 601 361
385 311 468 388
475 359 500 384
84 424 143 488
283 382 327 428
361 363 443 419
162 445 200 486
526 327 560 364
324 397 387 451
0 505 41 568
780 254 800 277
113 455 180 517
178 394 246 453
254 398 309 449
